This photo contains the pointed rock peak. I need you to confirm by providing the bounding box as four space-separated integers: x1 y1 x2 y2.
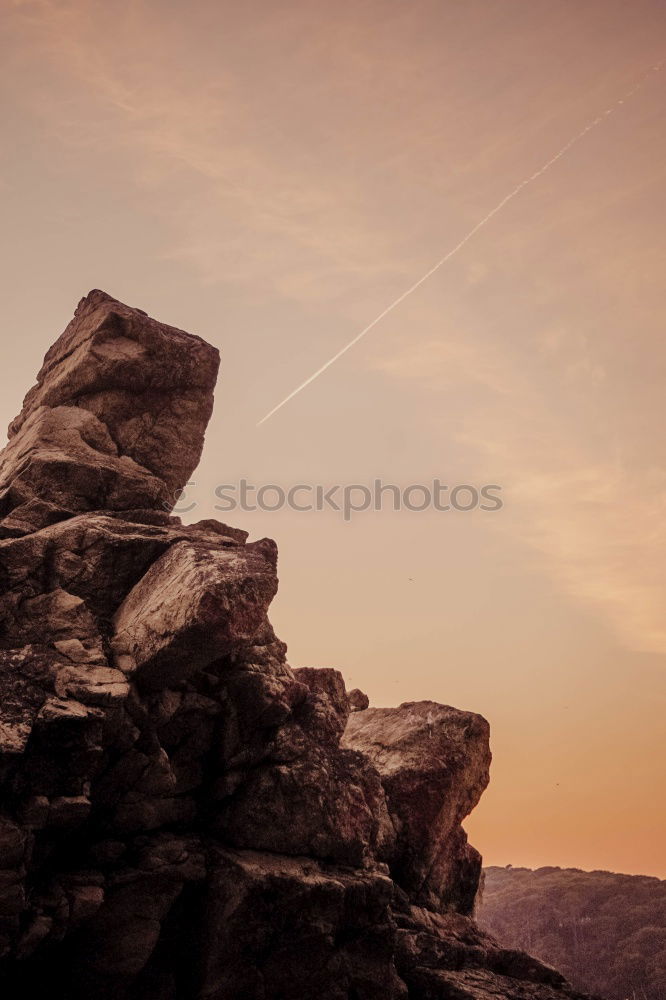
0 292 220 534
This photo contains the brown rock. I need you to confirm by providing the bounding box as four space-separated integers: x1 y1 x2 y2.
198 847 408 1000
342 701 491 913
349 687 370 712
216 746 396 867
0 498 72 540
55 665 130 706
0 405 169 528
112 540 279 689
8 289 219 501
293 666 351 743
392 905 579 1000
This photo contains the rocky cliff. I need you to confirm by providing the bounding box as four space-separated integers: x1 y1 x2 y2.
0 291 594 999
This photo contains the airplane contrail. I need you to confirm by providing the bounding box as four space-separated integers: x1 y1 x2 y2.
257 61 662 426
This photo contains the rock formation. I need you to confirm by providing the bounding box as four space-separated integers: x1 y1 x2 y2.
0 291 594 999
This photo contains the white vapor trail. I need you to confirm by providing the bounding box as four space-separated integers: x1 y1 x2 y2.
257 62 662 426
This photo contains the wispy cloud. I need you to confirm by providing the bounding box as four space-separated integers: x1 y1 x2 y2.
373 327 666 655
3 0 414 297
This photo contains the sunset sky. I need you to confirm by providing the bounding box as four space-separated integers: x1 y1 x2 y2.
2 0 665 877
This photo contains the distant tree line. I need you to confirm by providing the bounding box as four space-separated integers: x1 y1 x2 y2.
477 865 666 1000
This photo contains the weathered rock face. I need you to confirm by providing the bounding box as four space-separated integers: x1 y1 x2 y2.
1 289 219 536
343 701 491 914
0 293 594 1000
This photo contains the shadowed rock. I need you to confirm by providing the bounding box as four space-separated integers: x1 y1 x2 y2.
198 848 408 1000
112 539 279 690
348 686 370 712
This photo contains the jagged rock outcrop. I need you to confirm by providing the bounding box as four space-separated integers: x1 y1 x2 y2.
0 289 219 537
343 702 491 914
0 292 596 1000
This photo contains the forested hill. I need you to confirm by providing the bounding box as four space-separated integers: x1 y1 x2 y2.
478 866 666 1000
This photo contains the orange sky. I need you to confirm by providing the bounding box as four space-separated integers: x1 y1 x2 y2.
2 0 665 877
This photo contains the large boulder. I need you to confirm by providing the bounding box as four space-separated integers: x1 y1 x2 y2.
111 539 279 689
342 701 491 913
2 290 219 533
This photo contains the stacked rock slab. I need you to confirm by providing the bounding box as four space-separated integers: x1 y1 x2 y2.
0 292 595 1000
